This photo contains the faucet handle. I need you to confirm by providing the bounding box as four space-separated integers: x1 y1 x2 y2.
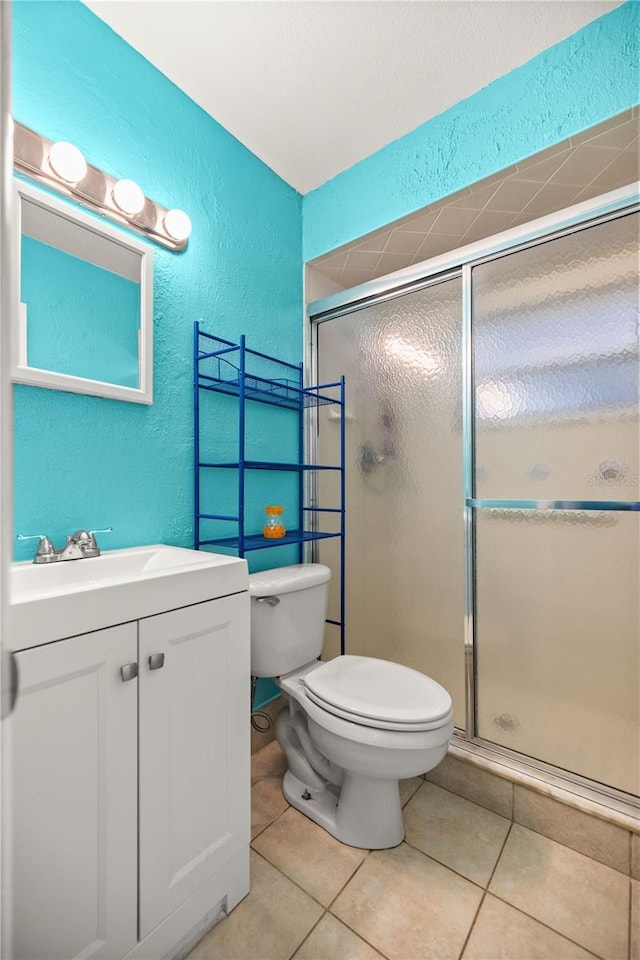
17 534 56 563
79 526 112 558
67 530 90 543
67 528 111 545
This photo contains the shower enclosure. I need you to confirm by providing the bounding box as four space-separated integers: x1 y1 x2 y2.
309 190 639 803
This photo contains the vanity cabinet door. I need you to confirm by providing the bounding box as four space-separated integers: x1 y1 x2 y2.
10 624 138 960
138 594 250 938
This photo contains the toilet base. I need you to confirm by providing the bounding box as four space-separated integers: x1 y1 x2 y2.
282 769 405 850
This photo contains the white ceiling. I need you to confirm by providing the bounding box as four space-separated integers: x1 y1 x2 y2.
85 0 623 194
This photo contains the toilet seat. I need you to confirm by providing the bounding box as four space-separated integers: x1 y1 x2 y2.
302 655 453 732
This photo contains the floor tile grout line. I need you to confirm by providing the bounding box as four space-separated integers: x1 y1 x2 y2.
324 849 373 913
326 883 395 960
323 848 395 958
425 778 635 878
286 908 328 960
401 837 487 891
250 842 375 918
254 843 393 960
485 891 607 960
250 800 291 844
422 775 513 821
456 820 514 960
290 870 395 960
250 846 332 912
484 825 613 960
511 822 634 879
325 911 393 960
251 801 374 907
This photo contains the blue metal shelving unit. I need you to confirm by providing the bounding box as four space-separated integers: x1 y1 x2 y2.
194 322 346 653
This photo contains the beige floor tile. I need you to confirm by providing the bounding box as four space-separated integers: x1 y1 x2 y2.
463 894 597 959
251 777 288 839
399 776 423 807
252 806 368 906
632 880 639 960
251 739 288 783
490 825 629 960
293 914 384 960
404 781 510 886
187 851 323 960
332 842 482 959
425 754 513 819
514 786 630 874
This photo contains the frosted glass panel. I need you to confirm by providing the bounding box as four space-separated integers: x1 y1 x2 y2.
475 509 639 795
473 212 639 501
317 278 465 726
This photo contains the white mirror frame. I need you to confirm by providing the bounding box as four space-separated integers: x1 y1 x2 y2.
12 179 153 404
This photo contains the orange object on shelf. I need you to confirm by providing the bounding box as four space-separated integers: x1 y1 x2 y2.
263 505 286 539
263 524 286 539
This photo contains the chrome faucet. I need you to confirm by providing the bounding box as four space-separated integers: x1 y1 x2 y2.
17 528 112 564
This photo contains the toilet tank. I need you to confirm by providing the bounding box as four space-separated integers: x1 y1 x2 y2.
249 564 331 677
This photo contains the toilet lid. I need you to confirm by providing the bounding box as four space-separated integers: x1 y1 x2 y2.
303 655 452 730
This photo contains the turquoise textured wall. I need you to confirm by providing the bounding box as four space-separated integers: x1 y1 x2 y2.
13 0 302 596
303 1 640 260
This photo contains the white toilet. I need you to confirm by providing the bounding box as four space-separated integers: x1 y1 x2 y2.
250 563 453 849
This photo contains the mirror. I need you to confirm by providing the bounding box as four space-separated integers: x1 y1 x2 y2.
12 180 153 403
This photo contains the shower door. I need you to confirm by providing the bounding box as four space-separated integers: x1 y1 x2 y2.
316 276 466 728
471 211 639 796
313 203 638 798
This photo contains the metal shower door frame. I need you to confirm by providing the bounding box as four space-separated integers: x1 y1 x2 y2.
306 182 640 813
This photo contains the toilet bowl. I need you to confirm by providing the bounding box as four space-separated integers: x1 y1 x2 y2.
250 564 453 849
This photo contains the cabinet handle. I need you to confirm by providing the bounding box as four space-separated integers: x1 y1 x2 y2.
120 662 138 682
148 653 165 671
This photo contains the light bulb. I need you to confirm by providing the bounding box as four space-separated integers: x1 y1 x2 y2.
163 208 192 242
112 178 145 216
48 141 87 183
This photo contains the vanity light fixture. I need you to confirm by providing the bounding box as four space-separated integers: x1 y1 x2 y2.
13 121 191 251
164 208 192 242
112 178 145 216
48 141 87 183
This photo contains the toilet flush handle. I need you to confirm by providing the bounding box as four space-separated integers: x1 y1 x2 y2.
255 596 280 607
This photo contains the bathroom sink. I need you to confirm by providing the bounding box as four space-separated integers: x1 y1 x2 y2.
9 545 248 651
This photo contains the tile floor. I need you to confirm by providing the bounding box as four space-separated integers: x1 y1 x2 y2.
188 741 636 960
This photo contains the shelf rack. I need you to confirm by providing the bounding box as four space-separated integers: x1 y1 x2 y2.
194 322 345 653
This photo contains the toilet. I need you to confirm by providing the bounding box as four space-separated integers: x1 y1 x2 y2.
250 563 453 849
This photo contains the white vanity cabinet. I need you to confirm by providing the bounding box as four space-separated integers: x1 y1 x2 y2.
11 623 139 960
8 551 250 960
138 595 250 939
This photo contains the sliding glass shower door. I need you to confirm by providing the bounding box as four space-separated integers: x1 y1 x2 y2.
314 205 639 797
471 212 639 795
316 276 466 727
